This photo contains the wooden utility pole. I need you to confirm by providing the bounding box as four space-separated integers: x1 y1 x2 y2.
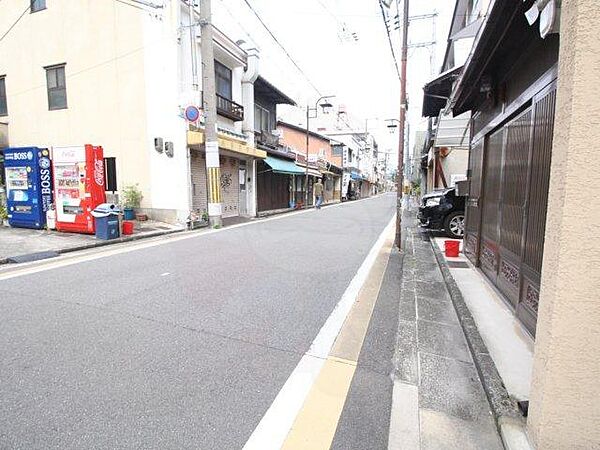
199 0 222 227
396 0 409 249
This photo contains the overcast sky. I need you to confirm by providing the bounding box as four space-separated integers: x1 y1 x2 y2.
212 0 455 168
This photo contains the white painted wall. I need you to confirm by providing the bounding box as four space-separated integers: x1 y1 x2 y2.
0 0 257 222
0 0 152 209
143 1 191 222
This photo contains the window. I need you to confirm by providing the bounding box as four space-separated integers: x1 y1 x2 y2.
31 0 46 12
254 104 271 132
332 144 343 156
0 77 7 116
214 61 232 99
45 64 67 110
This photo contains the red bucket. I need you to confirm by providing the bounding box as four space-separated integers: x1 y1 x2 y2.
444 240 460 257
122 221 134 235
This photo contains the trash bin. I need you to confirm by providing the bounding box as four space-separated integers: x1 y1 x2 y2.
91 203 121 240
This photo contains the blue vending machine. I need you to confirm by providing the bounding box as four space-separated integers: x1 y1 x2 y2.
4 147 54 229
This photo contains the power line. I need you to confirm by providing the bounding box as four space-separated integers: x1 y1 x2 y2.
315 0 339 23
115 0 152 12
0 2 31 44
241 0 322 96
217 0 259 48
378 0 401 81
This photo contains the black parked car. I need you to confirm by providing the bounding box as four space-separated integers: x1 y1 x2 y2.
417 187 465 239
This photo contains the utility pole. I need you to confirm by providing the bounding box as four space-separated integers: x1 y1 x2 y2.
396 0 409 249
305 105 311 208
199 0 222 226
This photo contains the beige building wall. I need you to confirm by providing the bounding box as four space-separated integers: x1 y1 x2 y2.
527 0 600 448
0 0 152 206
440 148 468 186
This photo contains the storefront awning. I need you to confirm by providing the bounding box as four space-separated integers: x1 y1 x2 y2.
187 130 267 159
351 171 362 181
433 111 471 148
264 156 305 175
422 65 463 118
306 168 321 177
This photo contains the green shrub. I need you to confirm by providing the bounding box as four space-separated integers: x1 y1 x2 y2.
122 184 143 208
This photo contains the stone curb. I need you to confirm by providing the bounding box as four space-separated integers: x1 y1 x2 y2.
0 227 186 266
427 234 532 449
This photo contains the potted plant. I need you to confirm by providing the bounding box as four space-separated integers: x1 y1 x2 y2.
121 184 143 220
0 204 8 226
0 205 9 226
186 209 209 230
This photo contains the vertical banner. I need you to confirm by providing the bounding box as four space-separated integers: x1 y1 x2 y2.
205 140 222 217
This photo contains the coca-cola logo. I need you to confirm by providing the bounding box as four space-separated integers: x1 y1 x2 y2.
94 159 104 186
59 150 76 159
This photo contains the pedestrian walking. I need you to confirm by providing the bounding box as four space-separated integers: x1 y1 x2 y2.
314 178 324 209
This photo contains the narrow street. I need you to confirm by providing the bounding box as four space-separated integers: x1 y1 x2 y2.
1 0 599 447
0 195 398 449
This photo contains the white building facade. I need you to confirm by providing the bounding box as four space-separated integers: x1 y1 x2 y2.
0 0 264 224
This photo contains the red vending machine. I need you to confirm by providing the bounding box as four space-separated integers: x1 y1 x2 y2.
52 145 106 234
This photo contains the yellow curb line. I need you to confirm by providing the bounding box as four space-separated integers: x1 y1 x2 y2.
281 232 395 450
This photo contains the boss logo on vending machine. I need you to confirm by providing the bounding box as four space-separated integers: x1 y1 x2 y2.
38 156 53 213
6 151 34 161
94 159 104 186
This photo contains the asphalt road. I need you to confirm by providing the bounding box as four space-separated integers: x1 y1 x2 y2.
0 194 396 449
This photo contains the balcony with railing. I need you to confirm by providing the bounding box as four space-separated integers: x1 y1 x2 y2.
216 94 244 122
255 130 280 149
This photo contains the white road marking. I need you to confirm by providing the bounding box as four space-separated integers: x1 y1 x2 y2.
0 194 389 281
160 272 171 277
242 215 396 450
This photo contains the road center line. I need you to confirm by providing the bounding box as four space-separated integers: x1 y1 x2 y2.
242 215 395 450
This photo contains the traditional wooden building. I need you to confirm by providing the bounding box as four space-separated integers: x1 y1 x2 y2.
253 77 300 213
425 0 560 336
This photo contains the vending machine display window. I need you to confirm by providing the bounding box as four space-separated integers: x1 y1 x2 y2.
52 145 106 234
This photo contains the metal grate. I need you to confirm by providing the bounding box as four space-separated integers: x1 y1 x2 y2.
523 88 556 273
447 261 469 269
500 108 532 256
481 129 504 244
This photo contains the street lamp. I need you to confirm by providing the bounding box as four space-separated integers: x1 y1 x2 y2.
386 118 400 133
305 95 335 207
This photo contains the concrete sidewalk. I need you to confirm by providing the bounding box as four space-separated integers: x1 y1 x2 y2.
0 221 184 264
389 202 503 449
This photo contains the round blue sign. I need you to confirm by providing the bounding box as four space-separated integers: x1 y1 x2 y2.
185 105 200 122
